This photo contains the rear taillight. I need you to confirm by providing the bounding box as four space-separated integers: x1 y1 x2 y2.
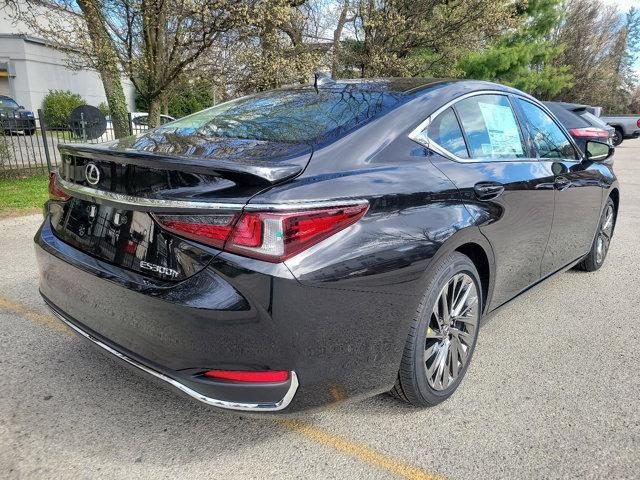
203 370 289 382
48 171 70 201
636 119 640 129
154 203 368 262
568 127 609 138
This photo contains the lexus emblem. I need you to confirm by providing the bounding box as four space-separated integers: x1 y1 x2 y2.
85 163 101 186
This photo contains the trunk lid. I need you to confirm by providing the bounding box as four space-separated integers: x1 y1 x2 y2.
51 134 312 281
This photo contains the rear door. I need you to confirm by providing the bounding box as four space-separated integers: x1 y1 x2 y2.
421 93 556 309
515 98 604 276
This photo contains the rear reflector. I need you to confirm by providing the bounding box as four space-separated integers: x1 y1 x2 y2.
568 127 609 138
48 171 71 201
154 203 368 262
203 370 289 383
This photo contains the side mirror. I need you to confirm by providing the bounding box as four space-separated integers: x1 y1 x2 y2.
19 105 24 109
586 140 614 162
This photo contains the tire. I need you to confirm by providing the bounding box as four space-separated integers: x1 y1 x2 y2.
390 252 482 407
577 197 616 272
612 128 623 147
25 128 36 136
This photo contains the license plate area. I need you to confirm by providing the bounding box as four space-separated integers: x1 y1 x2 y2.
49 198 214 281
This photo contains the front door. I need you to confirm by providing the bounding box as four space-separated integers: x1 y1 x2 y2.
514 98 604 276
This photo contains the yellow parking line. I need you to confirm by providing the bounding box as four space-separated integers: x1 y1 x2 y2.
2 295 444 479
0 296 72 336
278 419 444 480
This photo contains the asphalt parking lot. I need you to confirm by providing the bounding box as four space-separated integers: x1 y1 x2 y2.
1 140 639 480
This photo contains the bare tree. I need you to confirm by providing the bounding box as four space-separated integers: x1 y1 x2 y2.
105 0 250 126
552 0 638 113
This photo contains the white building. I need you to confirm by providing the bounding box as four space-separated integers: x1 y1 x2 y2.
0 4 135 113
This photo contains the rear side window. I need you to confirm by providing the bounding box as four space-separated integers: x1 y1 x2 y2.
454 95 526 160
581 111 609 129
517 99 579 160
426 108 469 158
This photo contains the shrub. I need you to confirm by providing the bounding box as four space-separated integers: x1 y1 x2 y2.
168 82 215 118
42 90 85 129
97 101 111 118
134 79 216 119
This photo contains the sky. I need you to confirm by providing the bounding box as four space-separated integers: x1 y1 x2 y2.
601 0 640 72
601 0 640 11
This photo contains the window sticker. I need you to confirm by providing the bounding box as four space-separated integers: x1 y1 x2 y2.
478 102 524 156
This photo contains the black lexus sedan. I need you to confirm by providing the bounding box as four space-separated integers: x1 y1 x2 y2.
36 78 618 413
0 95 36 135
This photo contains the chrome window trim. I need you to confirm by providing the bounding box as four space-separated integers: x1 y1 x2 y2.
56 176 368 212
408 90 513 163
46 302 299 412
408 89 581 163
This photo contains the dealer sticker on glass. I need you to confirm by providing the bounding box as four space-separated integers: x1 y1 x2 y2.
478 102 524 156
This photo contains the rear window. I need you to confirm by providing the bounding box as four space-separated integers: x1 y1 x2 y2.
156 86 403 143
580 111 609 129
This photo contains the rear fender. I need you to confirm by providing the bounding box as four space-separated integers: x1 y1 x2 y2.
420 226 496 315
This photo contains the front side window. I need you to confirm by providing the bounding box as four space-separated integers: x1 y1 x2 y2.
454 94 526 160
426 108 469 158
517 99 579 160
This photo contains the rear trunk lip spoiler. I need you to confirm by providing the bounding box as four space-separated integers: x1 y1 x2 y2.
56 176 369 213
58 144 307 185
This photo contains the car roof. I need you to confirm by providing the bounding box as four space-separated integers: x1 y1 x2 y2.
308 77 519 96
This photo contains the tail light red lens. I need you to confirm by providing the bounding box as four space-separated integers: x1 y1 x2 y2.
153 213 238 250
154 203 368 262
203 370 289 383
48 171 71 201
568 127 609 138
637 119 640 129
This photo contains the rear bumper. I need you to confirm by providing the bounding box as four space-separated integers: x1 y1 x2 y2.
43 295 299 411
1 117 35 130
35 216 414 412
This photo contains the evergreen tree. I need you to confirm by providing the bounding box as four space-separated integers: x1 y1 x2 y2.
458 0 571 97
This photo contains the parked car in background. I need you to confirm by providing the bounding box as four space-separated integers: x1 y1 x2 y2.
543 101 614 154
0 95 36 135
131 112 175 127
105 112 176 132
599 114 640 146
38 79 619 413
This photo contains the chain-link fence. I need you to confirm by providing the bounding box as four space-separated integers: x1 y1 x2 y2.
0 110 149 177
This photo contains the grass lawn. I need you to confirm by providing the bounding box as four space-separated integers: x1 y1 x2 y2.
0 173 49 217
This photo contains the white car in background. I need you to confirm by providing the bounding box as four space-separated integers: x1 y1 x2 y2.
130 112 176 128
105 112 176 132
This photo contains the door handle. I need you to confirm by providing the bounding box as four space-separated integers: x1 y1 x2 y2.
474 182 505 200
554 176 572 191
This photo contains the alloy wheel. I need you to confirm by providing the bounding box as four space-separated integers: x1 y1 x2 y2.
596 204 615 265
424 273 479 391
